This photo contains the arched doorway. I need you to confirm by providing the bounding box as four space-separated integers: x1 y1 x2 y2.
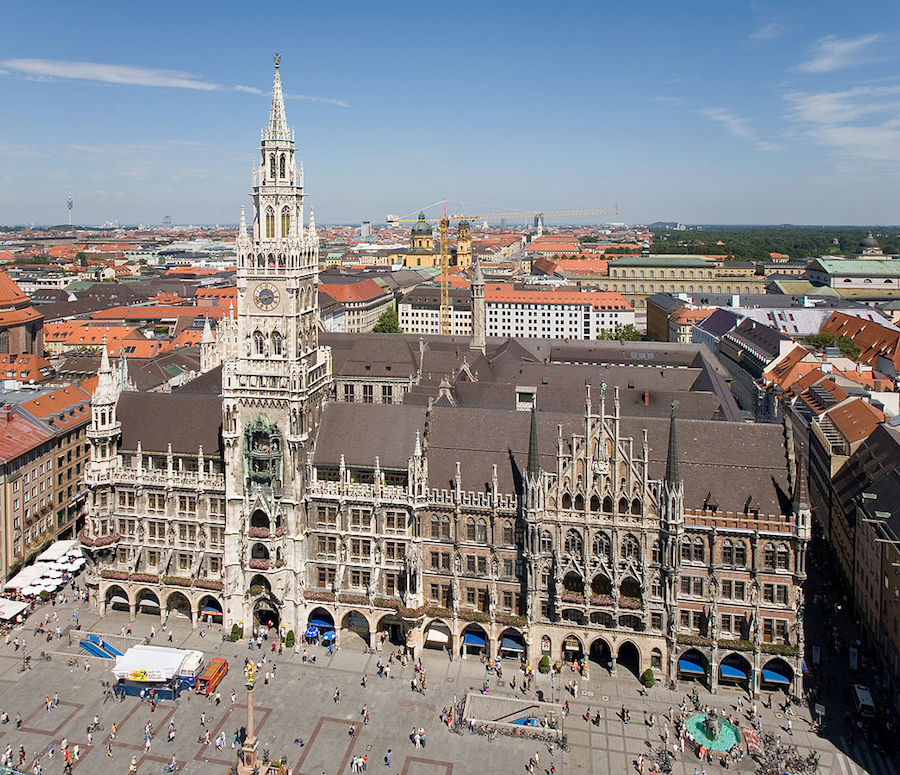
460 623 488 658
498 628 525 661
105 585 129 612
341 610 370 648
617 640 641 678
719 652 752 689
198 595 223 625
250 509 269 530
376 614 405 648
136 589 160 617
424 619 451 652
589 637 612 672
678 648 709 686
249 575 271 596
166 591 191 621
761 658 793 692
254 598 279 629
562 634 584 663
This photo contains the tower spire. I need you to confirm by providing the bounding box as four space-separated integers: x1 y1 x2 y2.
266 53 289 141
665 401 680 488
239 206 247 238
527 405 540 479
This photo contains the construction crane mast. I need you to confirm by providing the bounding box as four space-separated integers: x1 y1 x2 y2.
387 201 619 334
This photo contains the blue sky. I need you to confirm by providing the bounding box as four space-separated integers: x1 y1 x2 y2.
1 0 898 226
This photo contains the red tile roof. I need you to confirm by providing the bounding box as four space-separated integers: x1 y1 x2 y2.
319 279 389 303
827 398 884 445
485 284 631 311
19 384 93 432
821 311 900 370
0 407 54 462
0 354 53 383
0 270 30 307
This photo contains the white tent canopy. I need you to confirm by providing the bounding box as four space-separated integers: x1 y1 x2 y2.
112 645 205 682
0 597 28 620
36 540 80 564
4 565 44 591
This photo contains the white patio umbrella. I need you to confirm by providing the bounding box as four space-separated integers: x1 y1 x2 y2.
21 584 43 596
41 568 63 579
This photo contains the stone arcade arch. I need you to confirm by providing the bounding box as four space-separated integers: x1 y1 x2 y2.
105 584 129 612
135 588 160 617
341 610 371 647
198 595 224 625
460 623 488 658
424 619 452 652
617 640 641 679
166 590 191 620
589 636 613 672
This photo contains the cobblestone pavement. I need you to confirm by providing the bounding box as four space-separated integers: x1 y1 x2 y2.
0 589 895 775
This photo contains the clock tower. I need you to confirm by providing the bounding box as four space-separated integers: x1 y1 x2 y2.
222 55 333 634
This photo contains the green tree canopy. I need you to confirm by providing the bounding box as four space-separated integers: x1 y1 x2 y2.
373 306 401 333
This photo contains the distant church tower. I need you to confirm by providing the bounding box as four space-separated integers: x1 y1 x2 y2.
456 220 472 269
222 55 333 633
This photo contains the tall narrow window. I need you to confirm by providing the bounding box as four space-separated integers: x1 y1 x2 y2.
269 154 276 180
253 331 265 355
265 207 275 239
281 207 290 238
279 154 286 178
271 331 284 356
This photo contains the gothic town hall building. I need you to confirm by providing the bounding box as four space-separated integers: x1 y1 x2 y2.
81 60 808 697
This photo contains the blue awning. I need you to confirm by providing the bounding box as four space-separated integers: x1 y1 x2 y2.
308 618 334 631
500 636 525 652
761 668 791 685
463 632 486 647
321 630 336 642
678 658 705 675
719 663 748 680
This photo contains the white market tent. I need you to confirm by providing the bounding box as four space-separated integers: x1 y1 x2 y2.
36 540 80 564
112 645 205 683
4 565 44 591
0 597 28 621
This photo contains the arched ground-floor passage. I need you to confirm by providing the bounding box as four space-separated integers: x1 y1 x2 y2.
105 584 129 612
253 598 280 629
135 588 160 617
617 640 641 678
760 657 794 692
562 633 584 663
341 610 371 647
677 648 709 686
166 590 191 620
376 614 406 648
198 595 223 625
589 637 612 672
423 619 451 652
497 628 526 660
719 652 752 689
460 623 488 658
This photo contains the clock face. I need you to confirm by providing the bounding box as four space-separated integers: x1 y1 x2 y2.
254 283 280 311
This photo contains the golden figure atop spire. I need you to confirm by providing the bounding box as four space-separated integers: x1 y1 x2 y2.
274 52 281 68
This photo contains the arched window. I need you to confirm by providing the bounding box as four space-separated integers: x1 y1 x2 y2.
692 537 705 562
281 207 290 238
440 515 451 539
466 518 476 542
651 540 661 564
593 532 611 560
574 493 585 510
430 514 440 538
764 543 776 570
271 331 284 356
502 520 514 546
265 207 275 239
253 330 265 356
621 533 640 560
590 494 601 512
734 541 747 567
681 539 692 563
476 519 488 543
564 529 583 557
602 495 613 513
540 531 553 553
561 493 572 510
722 540 734 566
279 154 286 178
776 545 790 570
631 497 642 516
269 154 276 180
618 496 629 514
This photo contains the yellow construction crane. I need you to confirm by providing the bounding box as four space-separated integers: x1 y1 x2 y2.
386 202 619 334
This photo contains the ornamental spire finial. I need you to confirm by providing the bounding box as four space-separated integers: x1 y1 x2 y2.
266 56 289 141
274 52 280 68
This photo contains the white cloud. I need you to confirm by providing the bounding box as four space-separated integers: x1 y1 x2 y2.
1 58 224 90
751 22 785 41
795 34 880 74
697 107 780 151
784 83 900 162
1 58 349 107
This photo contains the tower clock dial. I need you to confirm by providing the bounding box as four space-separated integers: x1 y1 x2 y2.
254 283 280 311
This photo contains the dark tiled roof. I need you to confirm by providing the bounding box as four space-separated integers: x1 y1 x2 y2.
118 392 222 456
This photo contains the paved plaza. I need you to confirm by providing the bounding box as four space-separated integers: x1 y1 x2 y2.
0 594 896 775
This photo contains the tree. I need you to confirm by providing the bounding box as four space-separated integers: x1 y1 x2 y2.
804 332 861 360
599 324 642 341
373 306 401 333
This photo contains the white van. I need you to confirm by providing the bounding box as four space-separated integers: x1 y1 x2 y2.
852 684 876 719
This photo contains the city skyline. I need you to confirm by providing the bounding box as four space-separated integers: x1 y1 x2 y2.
1 0 898 226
